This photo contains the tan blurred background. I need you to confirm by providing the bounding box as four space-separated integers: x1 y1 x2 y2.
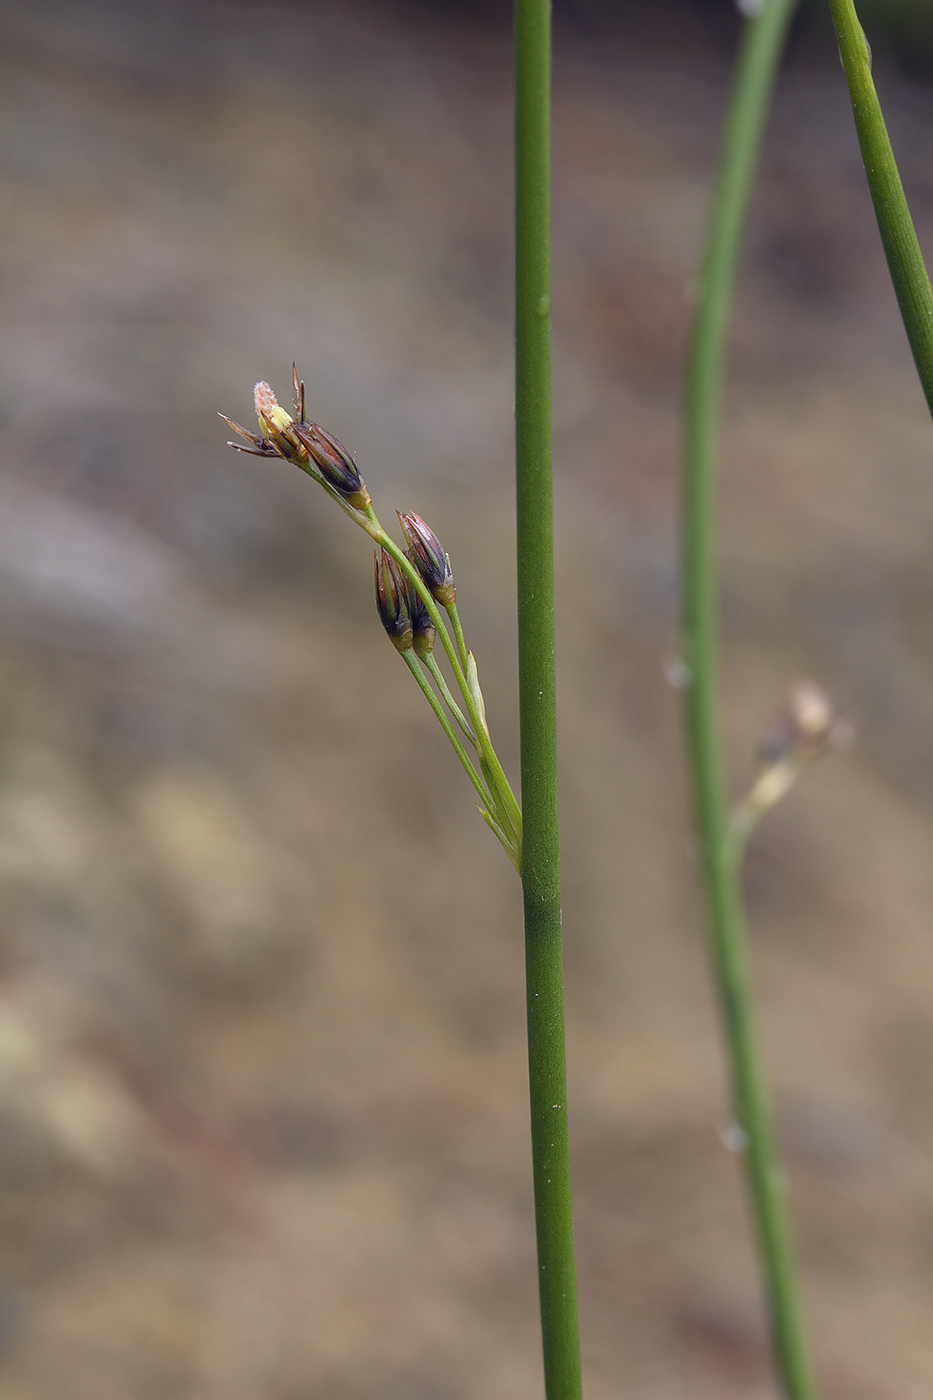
0 1 933 1396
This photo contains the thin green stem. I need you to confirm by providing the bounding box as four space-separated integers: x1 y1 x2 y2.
515 2 582 1398
447 602 470 672
423 653 476 743
402 651 492 810
682 3 818 1399
827 0 933 418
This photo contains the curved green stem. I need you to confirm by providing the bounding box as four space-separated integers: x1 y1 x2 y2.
515 0 582 1396
827 0 933 418
682 2 818 1398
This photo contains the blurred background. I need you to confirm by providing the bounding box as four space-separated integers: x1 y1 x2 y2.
0 1 932 1396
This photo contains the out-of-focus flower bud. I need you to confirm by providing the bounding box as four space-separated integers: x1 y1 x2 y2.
374 550 413 653
398 512 455 607
789 682 842 746
293 421 371 510
748 681 852 817
757 681 852 771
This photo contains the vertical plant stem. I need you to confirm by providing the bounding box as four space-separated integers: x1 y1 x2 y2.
827 0 933 418
681 3 818 1400
515 2 582 1398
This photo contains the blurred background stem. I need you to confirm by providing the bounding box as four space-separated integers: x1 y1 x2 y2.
681 1 818 1398
827 0 933 419
515 0 582 1396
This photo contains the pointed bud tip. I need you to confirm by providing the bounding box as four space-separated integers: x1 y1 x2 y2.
294 421 367 504
374 548 414 651
398 511 455 606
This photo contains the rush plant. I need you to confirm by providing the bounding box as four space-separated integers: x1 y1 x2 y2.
222 349 581 1398
223 4 582 1394
222 1 933 1397
682 1 933 1397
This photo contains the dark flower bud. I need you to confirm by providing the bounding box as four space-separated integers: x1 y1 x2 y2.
398 512 455 607
293 422 371 511
409 591 436 659
374 550 413 653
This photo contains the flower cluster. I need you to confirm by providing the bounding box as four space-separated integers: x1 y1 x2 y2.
222 372 371 511
223 369 521 871
729 681 853 857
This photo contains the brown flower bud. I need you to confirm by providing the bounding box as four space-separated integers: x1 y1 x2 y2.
409 591 436 659
292 421 371 510
374 550 413 653
398 512 455 607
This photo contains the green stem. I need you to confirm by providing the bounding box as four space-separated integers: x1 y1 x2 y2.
447 602 470 672
682 3 818 1400
827 0 933 418
401 651 492 810
515 2 582 1398
424 653 476 744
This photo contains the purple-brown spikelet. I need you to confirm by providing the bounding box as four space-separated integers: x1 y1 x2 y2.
374 549 413 653
223 376 371 511
409 590 436 659
293 421 371 510
398 512 455 607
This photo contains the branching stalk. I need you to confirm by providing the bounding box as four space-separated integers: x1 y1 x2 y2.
681 2 818 1398
423 653 476 743
402 651 490 803
365 513 522 845
374 522 522 834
